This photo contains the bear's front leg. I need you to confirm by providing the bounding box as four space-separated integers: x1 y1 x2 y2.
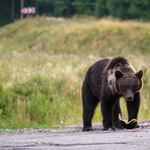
126 92 140 122
112 100 123 129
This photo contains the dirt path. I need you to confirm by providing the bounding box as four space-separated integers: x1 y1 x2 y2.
1 121 150 150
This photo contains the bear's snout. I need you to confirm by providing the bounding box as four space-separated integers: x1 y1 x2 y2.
125 89 134 101
127 96 133 101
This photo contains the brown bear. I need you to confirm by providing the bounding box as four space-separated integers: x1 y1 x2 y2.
82 56 143 131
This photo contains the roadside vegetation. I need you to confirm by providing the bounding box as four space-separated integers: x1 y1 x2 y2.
0 16 150 129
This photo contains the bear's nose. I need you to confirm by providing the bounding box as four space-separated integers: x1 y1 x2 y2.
127 96 133 101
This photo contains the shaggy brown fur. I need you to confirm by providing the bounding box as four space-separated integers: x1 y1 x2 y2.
82 56 143 131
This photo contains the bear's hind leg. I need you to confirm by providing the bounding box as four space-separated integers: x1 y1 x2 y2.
82 94 99 131
101 98 113 130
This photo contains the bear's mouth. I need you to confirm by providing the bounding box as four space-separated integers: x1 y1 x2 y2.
125 96 134 101
127 96 133 101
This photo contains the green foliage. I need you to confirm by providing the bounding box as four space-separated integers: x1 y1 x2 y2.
128 0 150 20
0 75 81 127
95 0 109 18
0 1 13 27
53 0 67 17
106 0 130 20
107 0 150 20
13 76 50 96
74 0 95 16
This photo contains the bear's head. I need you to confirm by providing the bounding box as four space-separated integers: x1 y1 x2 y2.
114 70 143 101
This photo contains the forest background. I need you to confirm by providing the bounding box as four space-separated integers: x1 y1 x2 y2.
1 0 150 27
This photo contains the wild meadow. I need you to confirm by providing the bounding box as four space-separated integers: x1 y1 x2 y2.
0 16 150 129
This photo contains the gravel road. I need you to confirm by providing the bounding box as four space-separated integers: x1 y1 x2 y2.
1 121 150 150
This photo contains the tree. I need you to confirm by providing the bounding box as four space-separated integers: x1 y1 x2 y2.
106 0 150 21
106 0 130 20
128 0 150 20
95 0 109 18
74 0 96 16
0 0 12 27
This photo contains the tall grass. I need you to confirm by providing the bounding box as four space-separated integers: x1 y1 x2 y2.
0 16 150 128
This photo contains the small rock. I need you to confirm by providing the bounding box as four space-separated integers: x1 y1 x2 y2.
5 129 10 132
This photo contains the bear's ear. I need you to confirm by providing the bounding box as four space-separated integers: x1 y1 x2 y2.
135 70 143 79
115 70 123 80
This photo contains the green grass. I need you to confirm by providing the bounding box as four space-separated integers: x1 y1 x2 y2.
0 16 150 129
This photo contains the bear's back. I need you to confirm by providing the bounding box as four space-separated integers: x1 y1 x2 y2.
83 58 110 99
